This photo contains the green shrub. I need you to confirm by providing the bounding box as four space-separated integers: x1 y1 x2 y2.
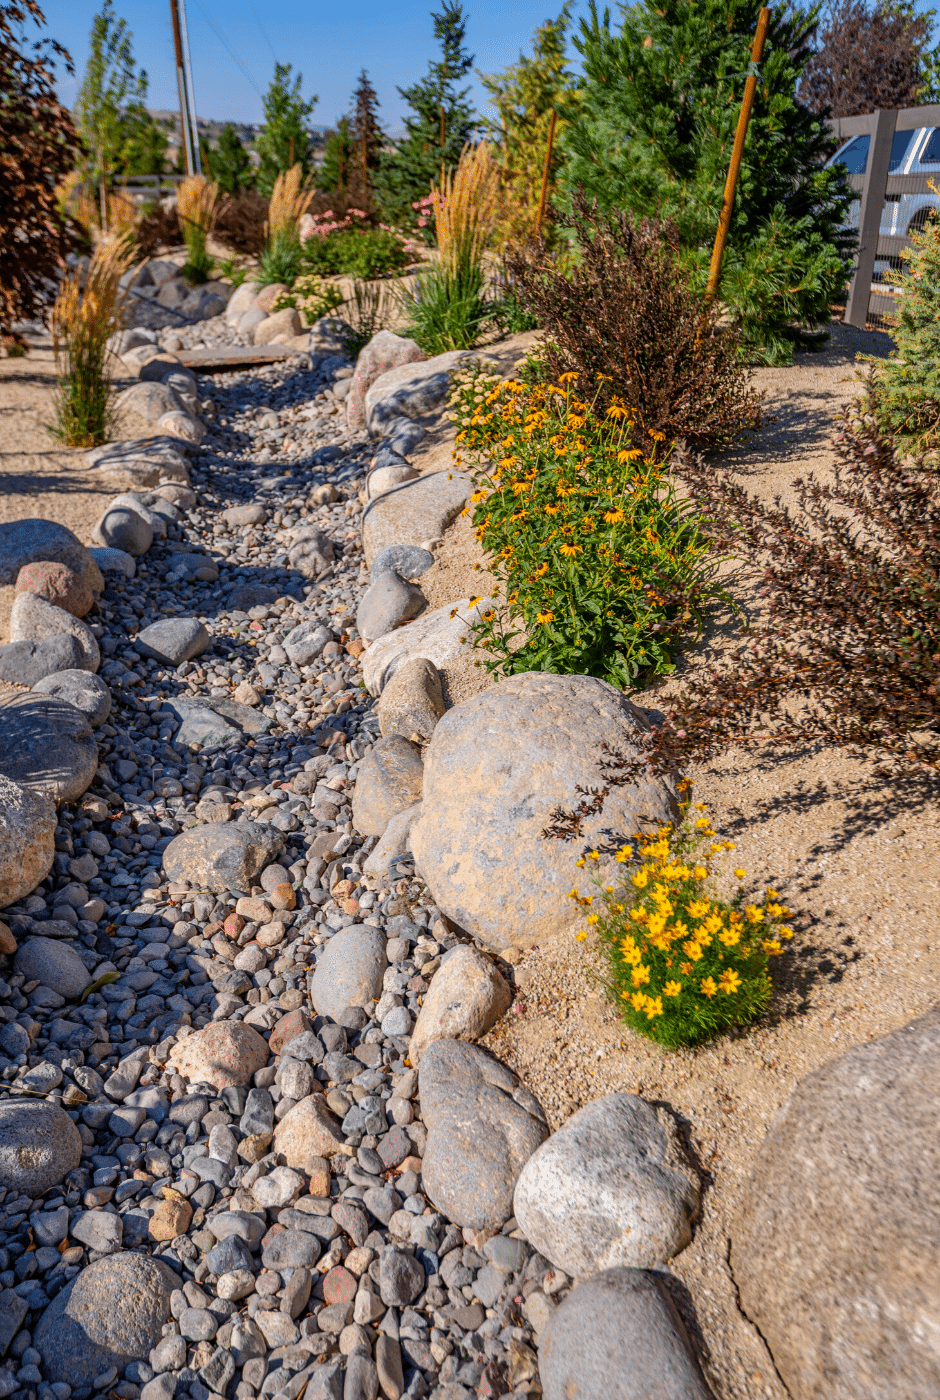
301 213 409 279
451 365 725 688
273 274 345 325
570 807 793 1048
872 198 940 451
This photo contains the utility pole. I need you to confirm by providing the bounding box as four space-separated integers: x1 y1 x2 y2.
178 0 202 174
169 0 195 175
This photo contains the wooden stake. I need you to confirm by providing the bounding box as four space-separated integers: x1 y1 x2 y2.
536 108 558 236
440 103 446 188
704 6 771 306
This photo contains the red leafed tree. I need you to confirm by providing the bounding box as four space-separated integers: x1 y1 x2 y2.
799 0 933 116
0 1 83 338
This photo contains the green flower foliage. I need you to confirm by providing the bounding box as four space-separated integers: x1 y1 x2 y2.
872 203 940 451
559 0 856 363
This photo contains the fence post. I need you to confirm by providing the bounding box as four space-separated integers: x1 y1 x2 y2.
844 107 897 328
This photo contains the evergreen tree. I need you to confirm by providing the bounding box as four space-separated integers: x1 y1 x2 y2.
560 0 856 363
205 121 253 194
351 69 383 200
480 5 574 243
375 1 478 227
800 0 940 115
872 207 940 449
316 116 354 193
255 61 318 197
121 104 167 175
75 0 164 182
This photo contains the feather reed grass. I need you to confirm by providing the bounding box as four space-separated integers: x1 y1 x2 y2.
260 164 317 287
177 174 219 284
51 232 137 447
402 143 500 353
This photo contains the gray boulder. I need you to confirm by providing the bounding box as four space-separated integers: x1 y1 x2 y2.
0 693 98 803
162 822 284 892
225 281 261 324
733 1008 940 1400
34 1253 180 1387
89 546 135 579
376 657 445 743
0 1100 82 1192
362 598 486 698
361 801 423 882
288 526 335 579
107 493 167 540
411 673 678 949
361 471 472 569
14 938 93 999
117 380 184 422
283 620 333 668
0 635 85 686
161 696 271 750
0 519 103 595
309 316 352 357
0 774 55 909
356 572 426 645
310 926 388 1021
9 592 99 672
539 1268 712 1400
364 351 473 436
32 670 111 727
93 506 153 557
135 617 210 666
410 946 512 1066
367 463 420 500
370 544 435 582
514 1095 700 1276
351 736 424 838
419 1039 548 1232
347 330 426 434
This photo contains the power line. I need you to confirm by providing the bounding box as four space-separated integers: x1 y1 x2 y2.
186 0 264 99
248 0 278 64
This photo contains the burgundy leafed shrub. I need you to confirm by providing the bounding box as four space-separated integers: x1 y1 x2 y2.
505 191 762 458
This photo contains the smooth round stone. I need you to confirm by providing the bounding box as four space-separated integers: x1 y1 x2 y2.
370 544 435 582
0 693 98 803
0 772 55 908
32 669 111 727
0 1099 82 1192
14 937 92 999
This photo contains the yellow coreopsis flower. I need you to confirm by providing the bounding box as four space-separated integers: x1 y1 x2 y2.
700 976 718 998
664 980 682 997
631 964 651 988
734 868 746 880
645 996 664 1019
683 940 703 961
762 938 783 955
718 969 742 995
718 925 741 947
744 904 764 924
632 869 649 889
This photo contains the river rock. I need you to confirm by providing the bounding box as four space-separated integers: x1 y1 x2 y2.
288 526 335 579
89 546 136 579
168 1021 270 1090
283 620 333 668
411 673 678 949
254 308 302 344
274 1094 347 1167
93 506 153 557
361 598 485 697
351 736 424 838
162 821 283 890
514 1094 700 1276
135 617 210 665
419 1039 548 1231
33 1253 180 1387
117 379 183 423
362 801 422 882
14 560 94 617
410 947 512 1065
0 635 86 686
0 693 99 803
9 592 100 672
361 472 472 569
0 519 104 594
347 330 426 434
225 281 261 324
0 1099 82 1192
14 938 92 999
538 1268 712 1400
356 572 426 644
732 1008 940 1400
376 657 445 742
0 774 55 908
364 351 474 437
310 926 388 1020
367 463 419 499
32 669 112 727
370 544 435 582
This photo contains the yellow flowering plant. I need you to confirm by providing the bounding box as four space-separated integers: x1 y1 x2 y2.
450 363 725 688
570 805 794 1048
273 275 345 326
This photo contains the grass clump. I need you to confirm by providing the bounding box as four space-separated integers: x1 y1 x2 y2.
51 232 136 447
401 142 499 355
177 175 219 284
451 365 723 688
259 164 316 288
572 805 793 1048
341 278 395 358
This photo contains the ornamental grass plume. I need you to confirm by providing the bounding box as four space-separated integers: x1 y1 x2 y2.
177 173 219 283
260 163 316 287
51 230 136 447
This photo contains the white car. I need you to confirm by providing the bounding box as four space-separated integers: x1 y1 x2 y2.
828 125 940 282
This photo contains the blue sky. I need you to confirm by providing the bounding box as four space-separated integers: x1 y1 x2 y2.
45 0 588 132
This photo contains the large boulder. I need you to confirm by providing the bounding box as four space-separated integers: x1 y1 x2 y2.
364 351 475 437
513 1094 700 1276
419 1039 548 1232
346 330 426 434
361 471 472 569
361 597 486 697
732 1009 940 1400
0 774 55 908
14 938 92 999
356 571 426 644
253 307 302 344
409 946 512 1065
9 592 100 672
87 437 191 491
14 560 94 618
168 1022 270 1090
0 1099 82 1193
225 281 261 324
0 636 86 687
162 822 284 891
116 380 184 422
33 670 112 728
376 656 446 742
410 672 678 949
538 1268 712 1400
351 736 424 838
0 693 98 803
34 1253 180 1387
0 519 103 595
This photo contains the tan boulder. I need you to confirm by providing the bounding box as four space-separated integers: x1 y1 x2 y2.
410 946 512 1064
274 1094 347 1167
168 1022 269 1090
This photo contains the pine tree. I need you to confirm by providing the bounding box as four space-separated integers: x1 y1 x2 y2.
872 203 940 449
255 61 318 197
374 0 478 227
316 117 354 194
351 69 383 200
76 0 164 183
480 5 574 244
205 122 253 194
560 0 856 363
